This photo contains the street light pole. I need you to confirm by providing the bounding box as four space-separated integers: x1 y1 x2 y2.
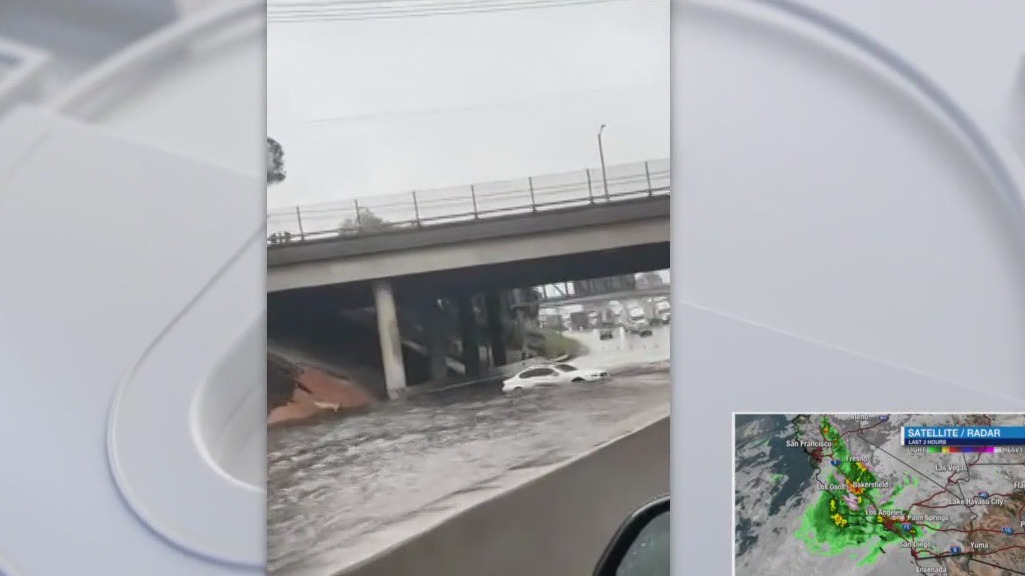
598 123 609 201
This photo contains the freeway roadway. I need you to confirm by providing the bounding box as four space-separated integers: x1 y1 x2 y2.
530 285 671 308
266 326 670 576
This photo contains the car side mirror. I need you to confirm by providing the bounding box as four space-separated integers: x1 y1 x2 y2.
593 495 670 576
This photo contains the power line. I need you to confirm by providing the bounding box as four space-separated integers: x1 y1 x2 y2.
268 1 631 23
269 0 643 15
268 0 652 23
274 0 580 8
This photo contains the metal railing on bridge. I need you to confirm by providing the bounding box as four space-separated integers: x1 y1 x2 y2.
266 158 670 245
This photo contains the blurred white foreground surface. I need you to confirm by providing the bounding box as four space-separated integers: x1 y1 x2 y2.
0 0 265 573
674 0 1025 572
675 0 1025 396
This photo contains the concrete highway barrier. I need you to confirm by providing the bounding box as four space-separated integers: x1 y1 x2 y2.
340 414 670 576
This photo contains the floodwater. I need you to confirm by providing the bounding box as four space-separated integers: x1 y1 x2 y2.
267 326 671 576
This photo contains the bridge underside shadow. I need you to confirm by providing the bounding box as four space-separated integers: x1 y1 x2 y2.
268 242 669 309
267 241 669 397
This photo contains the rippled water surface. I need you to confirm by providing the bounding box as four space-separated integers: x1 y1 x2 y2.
268 327 670 576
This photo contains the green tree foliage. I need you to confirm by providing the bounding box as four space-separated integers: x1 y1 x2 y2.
267 137 286 185
637 271 664 289
514 287 542 320
267 354 301 413
339 206 391 232
267 231 293 244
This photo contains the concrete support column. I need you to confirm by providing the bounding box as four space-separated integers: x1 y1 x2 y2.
484 292 507 367
509 289 531 361
515 309 530 360
456 296 481 377
422 299 449 385
373 280 406 398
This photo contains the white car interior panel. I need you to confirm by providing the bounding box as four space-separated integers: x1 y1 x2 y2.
675 0 1025 398
0 0 265 573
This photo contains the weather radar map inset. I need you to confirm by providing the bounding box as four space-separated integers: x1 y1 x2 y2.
735 413 1025 576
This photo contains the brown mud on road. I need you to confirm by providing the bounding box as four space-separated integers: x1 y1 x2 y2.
268 355 378 427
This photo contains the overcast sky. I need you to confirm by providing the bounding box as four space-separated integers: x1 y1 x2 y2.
266 0 670 212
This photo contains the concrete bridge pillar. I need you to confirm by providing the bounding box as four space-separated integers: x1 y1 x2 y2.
373 280 406 398
456 296 482 377
511 289 532 361
484 292 507 367
422 299 449 385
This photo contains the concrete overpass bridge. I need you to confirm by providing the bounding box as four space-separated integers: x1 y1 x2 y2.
267 160 670 397
529 285 671 309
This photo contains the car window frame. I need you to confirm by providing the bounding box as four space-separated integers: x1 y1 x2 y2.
520 367 556 378
593 495 670 576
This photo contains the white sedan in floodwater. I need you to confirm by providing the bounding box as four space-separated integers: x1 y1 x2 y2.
501 363 610 392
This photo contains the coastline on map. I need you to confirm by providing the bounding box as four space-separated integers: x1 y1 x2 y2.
734 413 1025 576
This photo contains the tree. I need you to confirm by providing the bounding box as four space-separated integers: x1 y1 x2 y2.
267 137 286 185
637 271 664 289
267 354 305 414
267 231 293 245
515 287 543 321
339 206 391 233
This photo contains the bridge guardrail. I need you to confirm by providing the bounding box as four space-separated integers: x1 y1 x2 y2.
267 158 670 246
